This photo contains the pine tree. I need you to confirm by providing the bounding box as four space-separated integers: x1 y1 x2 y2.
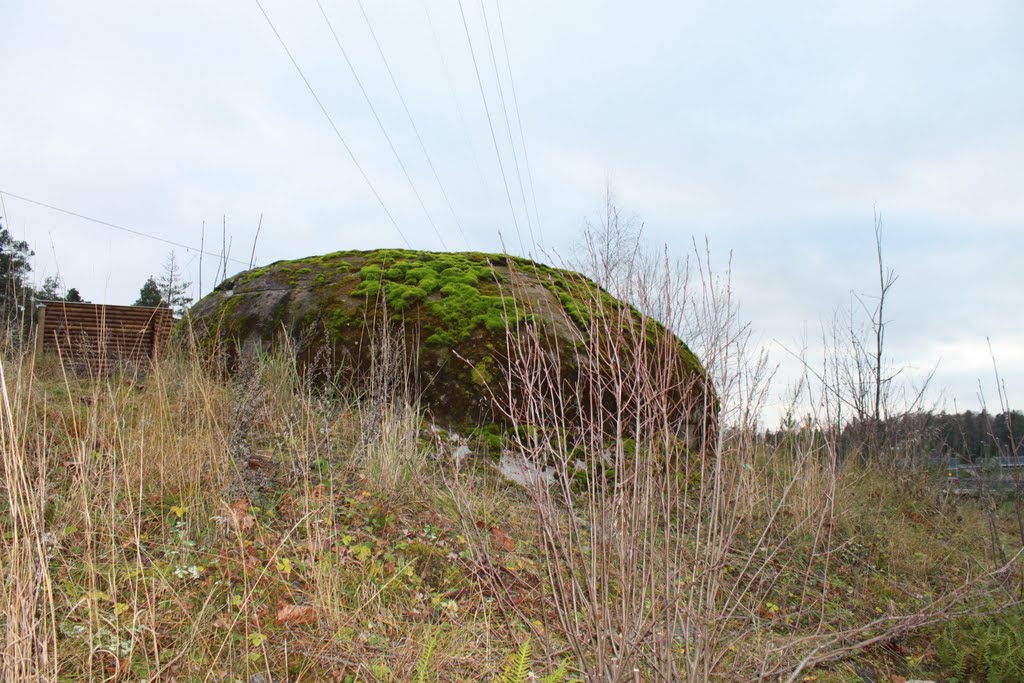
38 275 63 301
36 276 85 303
134 252 193 314
0 220 33 322
134 277 164 308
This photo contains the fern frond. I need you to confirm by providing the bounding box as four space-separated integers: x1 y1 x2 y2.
495 638 532 683
414 633 439 683
540 658 569 683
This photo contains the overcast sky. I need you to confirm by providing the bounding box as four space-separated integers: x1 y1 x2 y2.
2 1 1021 423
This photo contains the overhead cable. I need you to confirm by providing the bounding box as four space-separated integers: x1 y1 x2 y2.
456 0 525 255
0 190 249 266
493 0 543 245
353 0 473 250
313 0 449 250
254 0 411 248
478 0 535 250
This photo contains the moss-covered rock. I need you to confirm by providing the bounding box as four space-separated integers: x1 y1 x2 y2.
187 249 715 437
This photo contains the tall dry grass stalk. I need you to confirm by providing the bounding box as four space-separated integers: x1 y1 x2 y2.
499 241 769 681
0 252 1018 680
357 309 426 493
0 351 57 680
0 332 237 679
497 237 1020 681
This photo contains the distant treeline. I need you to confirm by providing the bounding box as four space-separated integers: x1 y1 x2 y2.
909 410 1023 462
766 410 1022 464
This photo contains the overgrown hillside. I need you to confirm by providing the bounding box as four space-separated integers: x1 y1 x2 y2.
1 248 1022 681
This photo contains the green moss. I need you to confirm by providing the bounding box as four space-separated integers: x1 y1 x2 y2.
557 291 590 328
384 283 427 312
200 291 246 339
215 249 707 380
195 249 712 430
423 282 519 346
224 264 273 288
218 291 242 318
343 251 521 345
402 541 463 590
326 309 356 336
471 356 496 386
467 423 505 452
271 296 288 328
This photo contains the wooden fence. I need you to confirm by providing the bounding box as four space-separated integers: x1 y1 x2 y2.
35 301 175 372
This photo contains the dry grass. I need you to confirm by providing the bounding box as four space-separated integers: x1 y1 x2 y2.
0 336 561 681
0 295 1019 681
491 240 1023 682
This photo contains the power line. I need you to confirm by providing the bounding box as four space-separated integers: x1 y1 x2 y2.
493 0 543 246
478 0 535 250
253 0 411 248
419 0 495 219
354 0 472 250
0 190 250 266
456 0 525 254
312 0 449 251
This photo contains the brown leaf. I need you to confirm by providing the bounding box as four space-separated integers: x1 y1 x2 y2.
229 500 256 532
490 526 515 552
275 603 318 625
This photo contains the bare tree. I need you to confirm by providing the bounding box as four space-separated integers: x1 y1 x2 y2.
158 251 193 316
489 201 996 681
805 211 934 461
575 184 644 298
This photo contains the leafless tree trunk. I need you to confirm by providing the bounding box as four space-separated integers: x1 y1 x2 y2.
797 211 934 464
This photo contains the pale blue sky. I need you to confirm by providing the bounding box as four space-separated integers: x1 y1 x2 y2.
1 0 1021 421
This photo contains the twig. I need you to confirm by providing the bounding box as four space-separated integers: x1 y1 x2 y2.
249 213 263 270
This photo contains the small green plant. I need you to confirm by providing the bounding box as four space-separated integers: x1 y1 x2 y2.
540 658 574 683
489 639 576 683
414 633 439 683
494 639 531 683
935 611 1024 683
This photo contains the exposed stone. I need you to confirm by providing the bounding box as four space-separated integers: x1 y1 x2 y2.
187 249 715 439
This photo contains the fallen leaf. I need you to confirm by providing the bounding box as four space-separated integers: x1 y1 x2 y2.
275 603 318 625
229 500 256 532
490 526 515 552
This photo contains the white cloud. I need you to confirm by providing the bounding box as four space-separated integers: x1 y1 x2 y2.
1 0 1021 412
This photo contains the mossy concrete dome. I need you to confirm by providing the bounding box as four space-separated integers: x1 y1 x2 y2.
188 249 715 435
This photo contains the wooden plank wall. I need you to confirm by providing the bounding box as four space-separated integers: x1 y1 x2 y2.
36 302 175 372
